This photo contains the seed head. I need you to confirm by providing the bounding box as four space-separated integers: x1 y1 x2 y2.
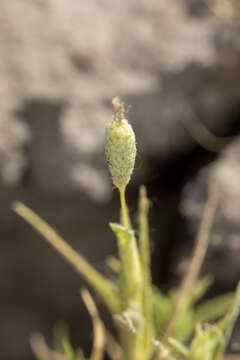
105 97 136 190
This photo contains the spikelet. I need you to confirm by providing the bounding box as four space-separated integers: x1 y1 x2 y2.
105 97 136 190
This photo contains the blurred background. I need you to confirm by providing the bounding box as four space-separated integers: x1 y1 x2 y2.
0 0 240 358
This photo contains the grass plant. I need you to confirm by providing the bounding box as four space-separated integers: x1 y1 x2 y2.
13 97 240 360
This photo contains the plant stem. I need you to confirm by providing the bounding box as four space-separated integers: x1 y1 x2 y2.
138 186 152 359
80 288 106 360
110 223 142 310
119 187 130 229
139 186 151 286
114 187 147 360
13 202 121 314
164 181 219 340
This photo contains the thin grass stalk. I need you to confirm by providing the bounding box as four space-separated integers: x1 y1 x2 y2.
13 202 121 314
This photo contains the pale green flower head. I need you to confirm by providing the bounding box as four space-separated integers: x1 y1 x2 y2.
105 97 136 190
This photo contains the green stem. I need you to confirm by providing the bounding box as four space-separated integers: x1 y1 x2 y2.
110 223 142 310
164 182 219 340
119 187 130 229
138 185 152 359
139 186 151 287
13 202 121 314
111 186 146 360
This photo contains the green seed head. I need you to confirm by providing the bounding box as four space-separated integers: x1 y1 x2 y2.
105 97 136 190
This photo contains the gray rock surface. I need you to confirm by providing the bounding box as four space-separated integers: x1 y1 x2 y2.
0 0 240 199
180 138 240 289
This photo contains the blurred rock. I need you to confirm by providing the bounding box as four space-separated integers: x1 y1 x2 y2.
0 0 240 198
180 137 240 290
